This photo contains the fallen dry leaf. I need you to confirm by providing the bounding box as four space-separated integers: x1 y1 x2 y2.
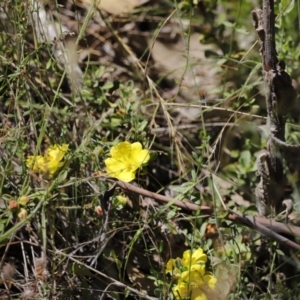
126 261 156 294
149 32 221 103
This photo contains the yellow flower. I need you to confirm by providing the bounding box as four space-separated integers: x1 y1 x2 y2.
181 248 207 268
104 142 150 182
168 248 217 300
26 144 68 176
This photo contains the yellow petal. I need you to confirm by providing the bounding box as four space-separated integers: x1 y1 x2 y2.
191 264 206 274
46 144 68 161
191 287 208 300
181 248 207 267
47 160 63 175
105 158 132 174
130 142 150 165
105 158 127 172
191 264 206 279
115 170 136 182
180 270 190 282
26 156 34 168
180 264 205 283
110 142 131 160
131 142 143 151
192 248 207 264
203 273 217 289
165 258 176 274
26 155 47 172
181 250 192 267
105 158 136 182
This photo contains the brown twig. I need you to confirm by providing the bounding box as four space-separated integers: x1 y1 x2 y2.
114 180 213 213
108 180 300 251
232 213 300 250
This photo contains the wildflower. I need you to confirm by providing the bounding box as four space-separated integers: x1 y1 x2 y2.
166 248 217 300
104 142 150 182
26 144 68 176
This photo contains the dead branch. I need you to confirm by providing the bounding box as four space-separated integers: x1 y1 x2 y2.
252 0 298 217
106 179 300 251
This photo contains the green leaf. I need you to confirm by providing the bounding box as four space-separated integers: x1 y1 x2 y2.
276 249 285 256
166 209 176 220
235 27 249 35
216 58 228 66
280 0 295 15
191 169 197 181
70 263 93 276
239 150 251 169
231 150 239 159
137 120 148 132
101 81 114 90
46 59 52 70
222 21 235 28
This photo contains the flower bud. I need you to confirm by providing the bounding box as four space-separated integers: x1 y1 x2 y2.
8 200 19 211
18 208 28 219
18 196 30 206
115 195 128 206
95 206 103 216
